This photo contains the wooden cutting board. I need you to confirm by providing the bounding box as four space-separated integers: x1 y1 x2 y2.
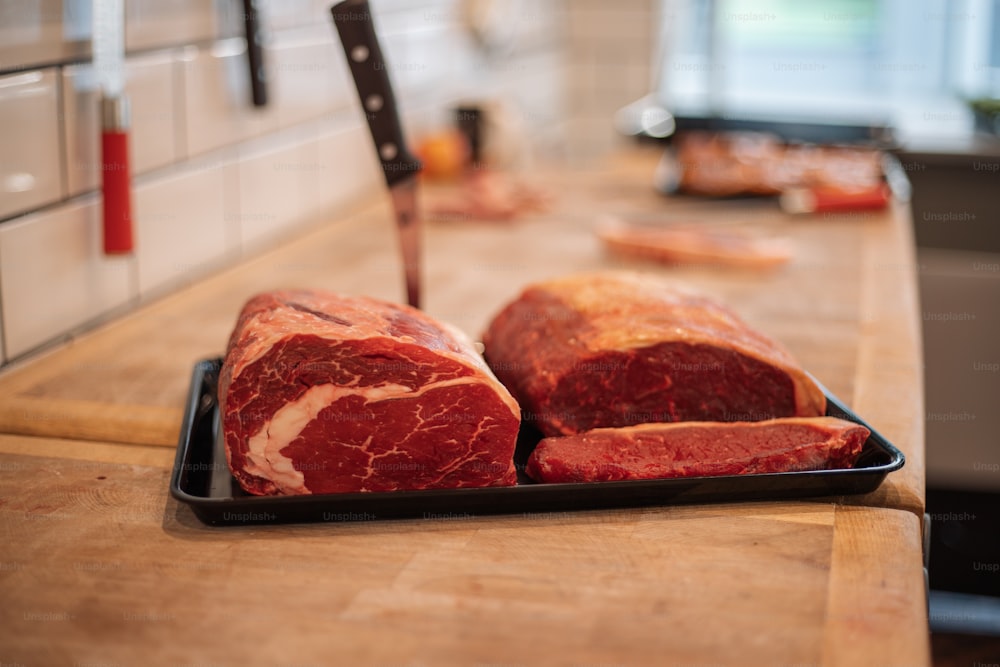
0 147 925 518
0 437 929 667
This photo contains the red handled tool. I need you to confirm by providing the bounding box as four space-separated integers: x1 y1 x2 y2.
780 184 891 215
100 95 133 253
94 0 133 254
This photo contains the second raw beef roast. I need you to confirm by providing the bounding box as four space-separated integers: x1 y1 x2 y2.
482 273 826 436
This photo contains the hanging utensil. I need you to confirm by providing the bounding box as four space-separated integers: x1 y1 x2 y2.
93 0 133 254
331 0 423 308
242 0 268 107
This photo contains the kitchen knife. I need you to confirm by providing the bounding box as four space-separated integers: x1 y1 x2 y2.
331 0 423 308
93 0 133 254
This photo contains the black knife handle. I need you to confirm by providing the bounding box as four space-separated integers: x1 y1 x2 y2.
331 0 421 186
243 0 268 107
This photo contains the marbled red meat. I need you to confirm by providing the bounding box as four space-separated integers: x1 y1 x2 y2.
219 289 520 495
482 273 826 437
526 417 868 483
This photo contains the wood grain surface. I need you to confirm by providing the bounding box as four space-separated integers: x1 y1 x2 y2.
0 147 926 518
0 147 931 666
0 437 929 667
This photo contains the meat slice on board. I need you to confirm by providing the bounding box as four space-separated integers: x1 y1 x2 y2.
526 417 868 483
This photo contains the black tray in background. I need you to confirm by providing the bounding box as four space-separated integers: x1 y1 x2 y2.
668 113 896 148
169 358 905 526
647 111 907 199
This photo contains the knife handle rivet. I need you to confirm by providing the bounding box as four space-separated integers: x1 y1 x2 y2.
365 94 384 112
380 142 398 160
350 45 370 62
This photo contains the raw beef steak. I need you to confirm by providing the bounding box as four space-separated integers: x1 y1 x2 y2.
482 272 826 437
220 289 520 495
525 417 868 483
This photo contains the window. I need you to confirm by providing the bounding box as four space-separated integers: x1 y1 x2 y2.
657 0 1000 140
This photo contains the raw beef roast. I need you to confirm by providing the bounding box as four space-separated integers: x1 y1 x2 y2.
482 272 825 437
525 417 868 483
219 289 520 495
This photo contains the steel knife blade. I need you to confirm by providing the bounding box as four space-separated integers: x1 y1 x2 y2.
331 0 423 308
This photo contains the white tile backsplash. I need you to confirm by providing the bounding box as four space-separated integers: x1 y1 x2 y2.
0 0 90 73
179 41 281 158
133 159 238 297
0 196 135 359
270 39 352 129
313 122 382 215
125 0 235 52
259 0 323 32
63 50 182 198
0 68 63 220
126 51 183 174
0 0 568 363
61 64 100 197
564 0 654 158
236 139 319 252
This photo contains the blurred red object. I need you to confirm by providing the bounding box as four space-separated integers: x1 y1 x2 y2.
780 184 891 214
670 131 886 201
427 169 548 222
596 218 793 270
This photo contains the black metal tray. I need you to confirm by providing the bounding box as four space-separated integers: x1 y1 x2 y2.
170 357 905 526
667 113 897 147
648 112 905 199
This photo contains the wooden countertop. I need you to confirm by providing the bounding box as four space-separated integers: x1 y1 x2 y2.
0 146 930 665
0 147 926 517
0 434 928 667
